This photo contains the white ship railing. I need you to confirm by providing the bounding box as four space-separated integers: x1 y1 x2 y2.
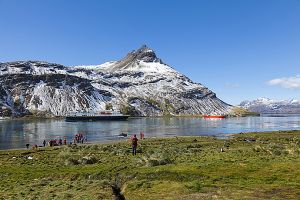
67 110 123 117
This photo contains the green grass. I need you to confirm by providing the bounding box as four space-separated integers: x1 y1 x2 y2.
1 131 300 199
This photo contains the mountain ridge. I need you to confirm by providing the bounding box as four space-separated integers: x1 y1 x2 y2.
239 97 300 114
0 46 233 117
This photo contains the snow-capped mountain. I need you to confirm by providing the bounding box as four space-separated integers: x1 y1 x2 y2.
239 98 300 113
0 45 233 117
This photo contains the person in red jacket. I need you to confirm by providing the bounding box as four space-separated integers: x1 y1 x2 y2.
131 134 138 156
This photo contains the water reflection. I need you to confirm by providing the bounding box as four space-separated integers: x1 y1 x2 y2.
0 116 300 149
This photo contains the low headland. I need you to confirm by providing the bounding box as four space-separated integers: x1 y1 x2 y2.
1 130 299 199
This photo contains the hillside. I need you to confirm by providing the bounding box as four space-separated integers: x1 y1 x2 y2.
0 46 233 117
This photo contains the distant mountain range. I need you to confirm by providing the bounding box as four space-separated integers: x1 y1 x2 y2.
0 45 234 117
239 98 300 114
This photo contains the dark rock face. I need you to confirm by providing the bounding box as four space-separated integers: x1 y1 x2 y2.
134 45 162 63
180 88 216 99
0 46 233 117
106 46 164 72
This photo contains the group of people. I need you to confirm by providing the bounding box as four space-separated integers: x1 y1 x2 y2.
25 131 143 156
38 133 86 148
25 138 67 149
73 133 86 144
45 138 67 147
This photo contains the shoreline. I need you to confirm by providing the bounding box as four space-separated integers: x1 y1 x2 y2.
1 130 297 152
0 134 216 152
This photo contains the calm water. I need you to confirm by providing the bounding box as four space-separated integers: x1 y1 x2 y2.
1 115 300 150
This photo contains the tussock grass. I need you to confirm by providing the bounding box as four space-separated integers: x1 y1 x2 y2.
1 131 300 199
136 152 174 167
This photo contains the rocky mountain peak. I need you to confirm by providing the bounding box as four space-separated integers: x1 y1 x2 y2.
129 45 162 63
98 45 165 72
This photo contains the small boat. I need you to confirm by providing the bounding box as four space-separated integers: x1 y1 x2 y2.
118 133 128 137
203 115 226 119
65 110 129 122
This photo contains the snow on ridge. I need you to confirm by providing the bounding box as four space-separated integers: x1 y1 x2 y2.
124 61 176 74
0 61 68 76
73 61 117 71
290 99 300 104
256 97 273 103
141 49 153 53
240 97 300 107
239 97 300 114
97 60 177 75
73 65 102 70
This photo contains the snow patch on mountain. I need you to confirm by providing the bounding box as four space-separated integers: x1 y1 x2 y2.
74 61 117 71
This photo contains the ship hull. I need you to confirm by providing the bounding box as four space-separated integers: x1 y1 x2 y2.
65 115 129 122
203 115 226 119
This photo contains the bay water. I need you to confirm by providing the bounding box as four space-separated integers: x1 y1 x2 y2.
1 115 300 150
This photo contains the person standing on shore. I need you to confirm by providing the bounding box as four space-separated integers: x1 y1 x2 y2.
43 140 46 147
131 134 138 156
140 132 145 140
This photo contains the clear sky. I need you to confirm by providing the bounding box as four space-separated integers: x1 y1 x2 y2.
1 0 300 105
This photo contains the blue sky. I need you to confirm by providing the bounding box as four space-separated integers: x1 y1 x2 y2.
1 0 300 105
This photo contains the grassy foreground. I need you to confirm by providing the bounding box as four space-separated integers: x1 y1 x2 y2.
1 131 300 200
